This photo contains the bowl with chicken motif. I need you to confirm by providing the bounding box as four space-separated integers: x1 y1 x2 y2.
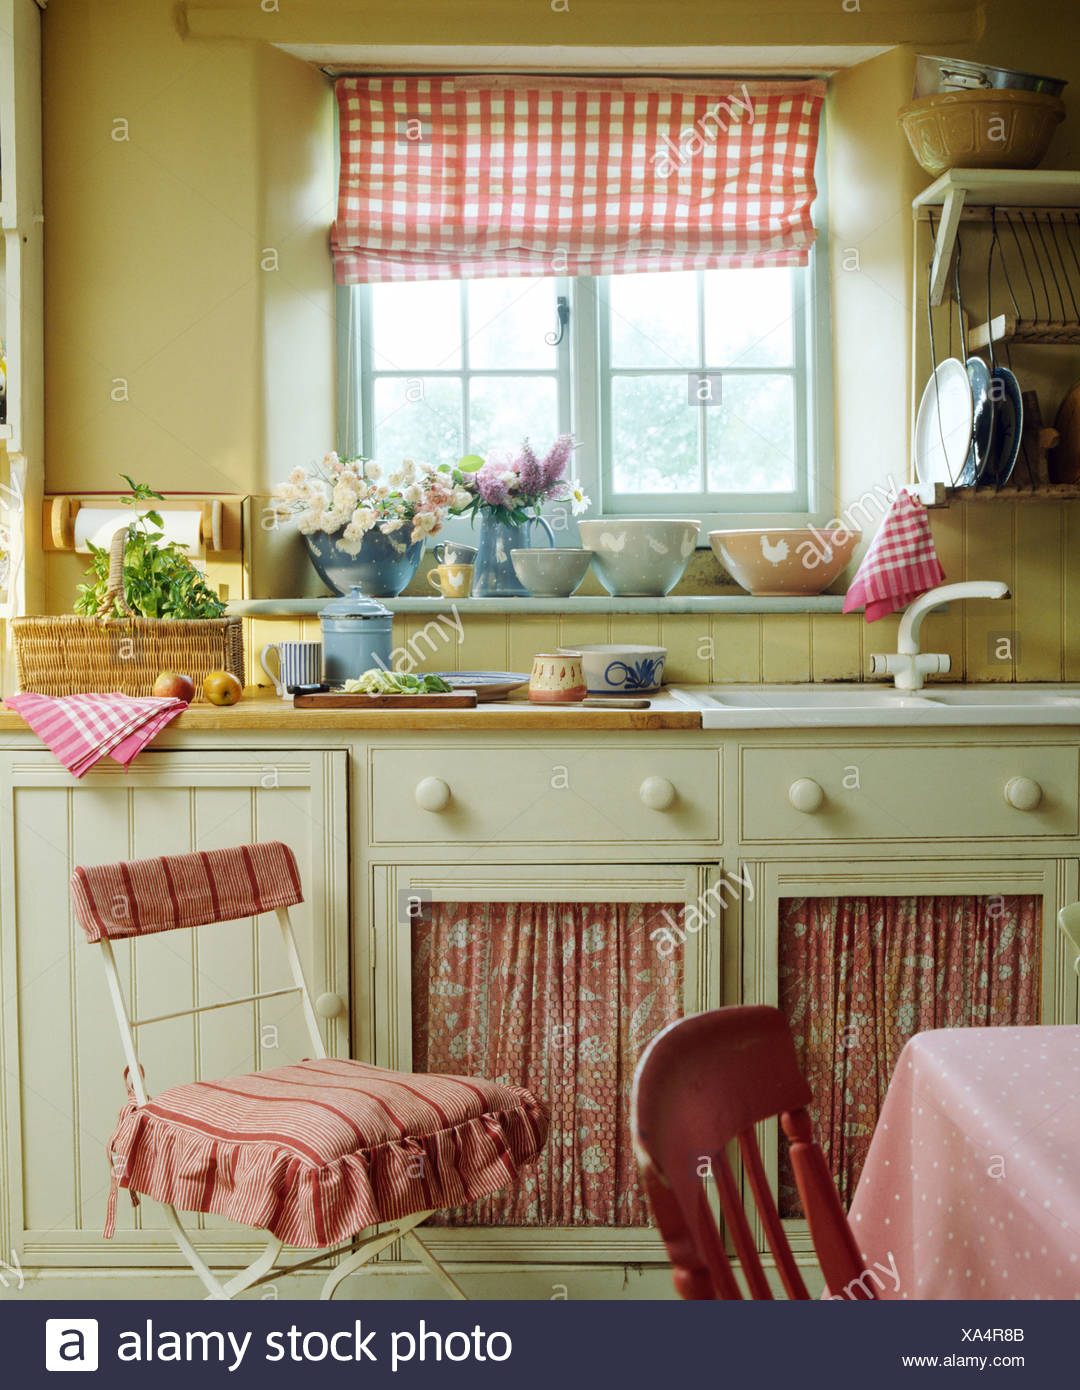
709 528 862 596
577 519 700 596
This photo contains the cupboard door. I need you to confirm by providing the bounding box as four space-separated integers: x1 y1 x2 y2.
0 749 349 1269
370 860 723 1265
740 855 1078 1257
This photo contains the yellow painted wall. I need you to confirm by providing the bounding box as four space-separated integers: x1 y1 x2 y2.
42 0 334 499
40 0 1080 684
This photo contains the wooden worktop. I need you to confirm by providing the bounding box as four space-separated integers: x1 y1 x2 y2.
0 689 702 733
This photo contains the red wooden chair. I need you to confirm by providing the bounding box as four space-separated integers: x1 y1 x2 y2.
72 840 547 1300
632 1005 874 1300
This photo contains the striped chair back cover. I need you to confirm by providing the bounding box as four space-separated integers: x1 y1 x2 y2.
71 841 304 943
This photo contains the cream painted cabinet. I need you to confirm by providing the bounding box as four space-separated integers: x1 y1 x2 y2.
0 748 349 1271
369 860 723 1269
738 853 1080 1260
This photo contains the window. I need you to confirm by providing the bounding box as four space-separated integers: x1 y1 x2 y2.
339 252 829 530
332 74 830 531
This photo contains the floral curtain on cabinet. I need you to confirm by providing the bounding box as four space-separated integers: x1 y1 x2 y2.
412 902 684 1226
778 895 1042 1217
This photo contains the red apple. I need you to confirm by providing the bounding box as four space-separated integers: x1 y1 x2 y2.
153 671 195 702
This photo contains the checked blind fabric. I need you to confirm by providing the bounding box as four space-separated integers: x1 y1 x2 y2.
331 75 826 284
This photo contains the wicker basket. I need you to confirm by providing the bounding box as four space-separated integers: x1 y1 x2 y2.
11 529 244 699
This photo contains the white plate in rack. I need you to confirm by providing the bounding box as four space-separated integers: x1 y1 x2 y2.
914 357 974 486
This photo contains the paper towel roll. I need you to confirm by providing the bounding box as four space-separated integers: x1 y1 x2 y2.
73 508 203 556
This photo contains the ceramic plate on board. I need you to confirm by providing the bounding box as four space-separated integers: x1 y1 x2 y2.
961 356 995 486
914 357 974 486
434 671 529 701
985 365 1024 486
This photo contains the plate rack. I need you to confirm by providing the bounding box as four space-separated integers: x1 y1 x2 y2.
912 169 1080 496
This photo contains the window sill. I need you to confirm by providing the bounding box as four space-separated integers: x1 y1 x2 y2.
229 595 847 618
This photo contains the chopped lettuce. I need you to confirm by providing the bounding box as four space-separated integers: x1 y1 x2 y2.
340 670 453 695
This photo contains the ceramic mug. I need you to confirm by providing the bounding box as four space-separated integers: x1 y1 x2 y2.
260 640 323 698
428 563 474 599
433 541 478 566
529 651 587 704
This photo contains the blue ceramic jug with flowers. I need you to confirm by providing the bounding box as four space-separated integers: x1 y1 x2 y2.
457 435 588 598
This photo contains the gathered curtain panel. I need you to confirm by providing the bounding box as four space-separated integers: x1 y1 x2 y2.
778 894 1042 1218
412 901 684 1226
331 75 826 284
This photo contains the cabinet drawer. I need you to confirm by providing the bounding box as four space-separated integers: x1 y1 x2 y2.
740 743 1079 843
369 746 720 844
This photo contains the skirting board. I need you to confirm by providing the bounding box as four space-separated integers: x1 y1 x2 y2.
4 1260 828 1301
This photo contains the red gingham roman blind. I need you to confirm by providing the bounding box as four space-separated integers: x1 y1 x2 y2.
331 75 826 284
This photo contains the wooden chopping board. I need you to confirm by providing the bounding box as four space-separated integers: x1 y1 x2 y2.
293 690 478 709
1049 381 1080 483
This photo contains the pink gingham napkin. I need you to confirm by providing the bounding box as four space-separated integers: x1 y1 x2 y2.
842 492 946 623
4 692 187 777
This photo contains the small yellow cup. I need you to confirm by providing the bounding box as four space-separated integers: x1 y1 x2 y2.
427 562 473 599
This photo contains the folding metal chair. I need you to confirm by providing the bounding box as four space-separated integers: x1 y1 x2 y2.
72 840 547 1301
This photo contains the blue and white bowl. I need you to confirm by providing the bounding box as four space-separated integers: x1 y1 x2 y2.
558 643 666 695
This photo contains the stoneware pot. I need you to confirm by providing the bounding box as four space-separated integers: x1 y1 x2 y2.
709 527 861 596
304 529 423 598
578 519 700 596
528 651 587 704
558 643 666 695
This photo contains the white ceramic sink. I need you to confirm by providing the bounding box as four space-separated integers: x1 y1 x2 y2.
700 688 923 709
917 687 1080 707
677 684 1080 728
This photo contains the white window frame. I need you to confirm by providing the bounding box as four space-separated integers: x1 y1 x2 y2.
335 124 833 540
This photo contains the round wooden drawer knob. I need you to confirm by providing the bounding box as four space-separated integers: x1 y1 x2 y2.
415 777 451 812
639 776 677 811
789 778 824 814
1004 776 1042 811
315 992 345 1019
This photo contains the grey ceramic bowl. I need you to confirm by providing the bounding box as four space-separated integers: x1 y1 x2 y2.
510 548 593 597
577 519 700 596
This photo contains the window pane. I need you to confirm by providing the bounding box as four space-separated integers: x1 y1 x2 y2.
468 279 559 370
610 375 699 493
469 376 558 456
705 375 796 492
704 268 794 367
608 271 698 369
371 281 461 370
373 376 462 464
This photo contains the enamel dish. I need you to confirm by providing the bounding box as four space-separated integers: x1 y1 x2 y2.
914 358 974 486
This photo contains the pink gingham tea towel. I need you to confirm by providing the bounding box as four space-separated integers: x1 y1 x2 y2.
842 491 945 623
4 692 187 777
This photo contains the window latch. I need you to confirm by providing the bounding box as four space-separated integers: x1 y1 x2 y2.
545 295 570 347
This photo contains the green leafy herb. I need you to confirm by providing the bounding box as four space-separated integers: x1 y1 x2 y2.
74 477 226 620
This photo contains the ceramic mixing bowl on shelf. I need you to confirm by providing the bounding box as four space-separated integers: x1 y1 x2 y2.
558 643 666 695
577 519 700 597
510 547 593 597
709 527 861 597
897 89 1065 175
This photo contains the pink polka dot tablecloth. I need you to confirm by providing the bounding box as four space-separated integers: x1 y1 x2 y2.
847 1025 1080 1300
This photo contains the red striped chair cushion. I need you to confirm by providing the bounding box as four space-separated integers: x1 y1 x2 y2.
71 842 304 942
106 1059 549 1248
